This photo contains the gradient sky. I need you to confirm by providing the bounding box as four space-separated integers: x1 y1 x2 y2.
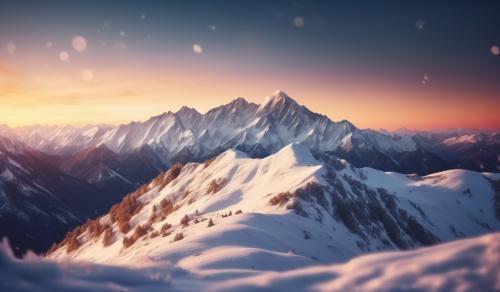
0 0 499 130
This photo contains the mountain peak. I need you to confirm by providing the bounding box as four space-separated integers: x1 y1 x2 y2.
213 148 249 163
267 90 295 104
269 143 319 166
176 106 201 117
228 96 251 108
259 90 299 113
149 111 175 121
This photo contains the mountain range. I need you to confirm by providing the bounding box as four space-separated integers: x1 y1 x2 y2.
3 91 498 175
1 90 499 291
0 90 498 257
0 136 104 255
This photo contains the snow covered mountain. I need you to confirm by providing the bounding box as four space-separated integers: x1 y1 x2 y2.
5 91 470 173
0 136 159 255
8 91 357 159
0 136 132 256
1 90 497 257
415 132 500 172
6 91 496 175
37 144 168 199
47 144 500 276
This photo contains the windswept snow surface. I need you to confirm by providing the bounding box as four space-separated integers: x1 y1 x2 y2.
212 232 500 292
0 241 173 292
2 233 500 291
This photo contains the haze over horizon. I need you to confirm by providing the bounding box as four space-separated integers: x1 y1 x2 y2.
1 0 499 130
1 90 498 135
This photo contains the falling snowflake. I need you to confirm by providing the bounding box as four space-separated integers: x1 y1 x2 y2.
5 42 16 54
72 36 87 52
59 51 70 63
423 75 429 81
120 31 126 37
192 44 203 54
81 69 94 81
45 41 53 48
141 13 146 20
293 16 304 28
210 25 216 31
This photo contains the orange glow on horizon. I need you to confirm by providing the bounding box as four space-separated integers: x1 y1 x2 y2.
0 60 499 131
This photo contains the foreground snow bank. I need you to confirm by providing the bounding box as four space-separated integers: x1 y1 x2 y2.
2 233 500 292
0 241 174 291
213 232 500 292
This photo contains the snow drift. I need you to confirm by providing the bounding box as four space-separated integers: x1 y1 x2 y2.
2 233 499 291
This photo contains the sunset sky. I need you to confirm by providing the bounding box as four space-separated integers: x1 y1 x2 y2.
0 0 499 131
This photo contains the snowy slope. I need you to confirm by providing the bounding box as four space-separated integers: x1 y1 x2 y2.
3 232 499 291
47 144 500 274
212 232 500 292
0 135 165 256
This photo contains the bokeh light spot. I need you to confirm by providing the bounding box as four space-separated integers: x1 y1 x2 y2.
72 36 87 52
491 45 499 56
192 44 203 54
293 16 304 28
5 42 16 54
59 51 70 63
416 19 425 30
81 69 94 81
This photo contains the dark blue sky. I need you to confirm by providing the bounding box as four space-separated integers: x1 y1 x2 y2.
0 0 499 129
